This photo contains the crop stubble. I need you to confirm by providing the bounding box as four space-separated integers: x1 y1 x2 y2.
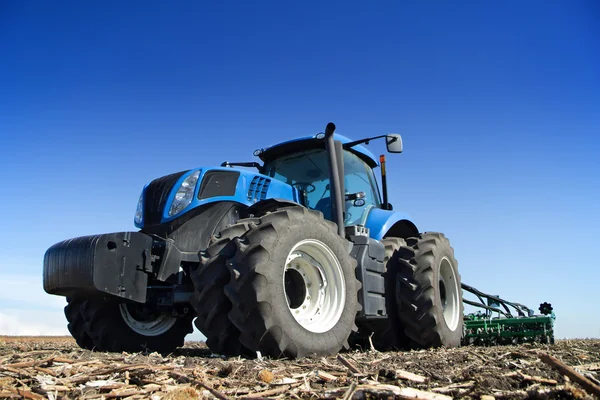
0 337 599 399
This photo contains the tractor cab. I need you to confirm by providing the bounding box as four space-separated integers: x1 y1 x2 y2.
256 131 401 226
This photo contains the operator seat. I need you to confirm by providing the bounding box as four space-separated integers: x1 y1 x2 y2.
314 196 332 221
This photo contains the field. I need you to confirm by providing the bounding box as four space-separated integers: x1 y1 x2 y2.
1 337 599 399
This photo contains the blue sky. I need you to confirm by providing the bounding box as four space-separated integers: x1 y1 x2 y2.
0 1 598 339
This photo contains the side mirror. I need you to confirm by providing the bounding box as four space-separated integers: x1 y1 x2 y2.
386 134 403 153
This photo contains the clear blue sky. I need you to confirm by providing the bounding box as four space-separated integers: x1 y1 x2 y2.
0 1 598 339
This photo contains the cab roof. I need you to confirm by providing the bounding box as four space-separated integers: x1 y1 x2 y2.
257 134 379 168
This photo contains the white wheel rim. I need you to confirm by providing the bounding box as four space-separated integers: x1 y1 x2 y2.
439 256 460 331
284 239 346 333
119 303 177 336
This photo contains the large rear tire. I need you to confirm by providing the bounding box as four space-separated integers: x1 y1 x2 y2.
189 221 256 356
67 297 194 353
225 207 361 358
372 237 412 350
395 232 463 348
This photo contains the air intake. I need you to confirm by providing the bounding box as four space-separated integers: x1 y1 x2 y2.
247 176 271 202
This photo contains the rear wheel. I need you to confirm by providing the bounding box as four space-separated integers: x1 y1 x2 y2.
225 206 361 358
395 232 463 348
350 237 411 351
371 238 412 350
69 297 193 353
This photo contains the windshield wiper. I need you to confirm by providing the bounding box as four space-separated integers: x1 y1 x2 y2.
221 161 263 172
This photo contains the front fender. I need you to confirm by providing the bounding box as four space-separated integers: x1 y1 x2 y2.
246 198 303 216
364 208 418 241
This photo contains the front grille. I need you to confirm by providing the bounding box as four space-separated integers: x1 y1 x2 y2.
143 170 188 226
247 176 271 202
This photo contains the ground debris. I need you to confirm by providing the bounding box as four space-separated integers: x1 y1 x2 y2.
0 337 599 399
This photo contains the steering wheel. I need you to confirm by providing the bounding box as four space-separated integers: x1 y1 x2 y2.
293 182 316 194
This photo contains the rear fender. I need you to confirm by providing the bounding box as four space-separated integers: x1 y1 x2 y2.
364 208 418 241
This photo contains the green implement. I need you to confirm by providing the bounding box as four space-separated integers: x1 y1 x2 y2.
461 283 555 345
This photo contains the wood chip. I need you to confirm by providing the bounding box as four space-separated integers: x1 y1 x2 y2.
396 387 453 400
4 360 40 368
52 357 75 364
395 369 427 383
336 354 361 374
431 381 475 393
0 366 34 377
85 380 124 388
272 377 298 385
6 387 45 400
245 384 296 398
104 388 147 398
39 384 70 392
315 370 338 382
504 371 557 385
33 366 57 376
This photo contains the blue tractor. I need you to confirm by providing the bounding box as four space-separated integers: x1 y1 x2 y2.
43 123 464 358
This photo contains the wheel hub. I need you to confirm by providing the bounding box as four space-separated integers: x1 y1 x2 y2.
439 256 460 331
119 303 177 336
284 239 346 333
439 279 447 310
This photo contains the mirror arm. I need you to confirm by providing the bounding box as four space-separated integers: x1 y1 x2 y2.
343 134 389 150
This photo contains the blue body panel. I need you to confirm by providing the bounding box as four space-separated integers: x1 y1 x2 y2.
134 167 299 228
258 134 379 167
364 207 413 241
134 136 417 241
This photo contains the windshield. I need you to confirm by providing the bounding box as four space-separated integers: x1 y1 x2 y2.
263 149 381 225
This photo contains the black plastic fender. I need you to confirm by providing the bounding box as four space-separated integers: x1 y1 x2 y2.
245 198 303 216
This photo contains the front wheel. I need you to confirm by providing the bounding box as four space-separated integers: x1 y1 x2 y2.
65 298 94 350
225 206 361 358
394 232 464 348
66 297 193 354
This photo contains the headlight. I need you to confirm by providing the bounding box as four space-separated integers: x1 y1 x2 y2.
134 192 144 225
168 170 200 217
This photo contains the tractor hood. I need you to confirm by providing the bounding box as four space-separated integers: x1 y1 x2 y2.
135 167 299 228
257 134 379 168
